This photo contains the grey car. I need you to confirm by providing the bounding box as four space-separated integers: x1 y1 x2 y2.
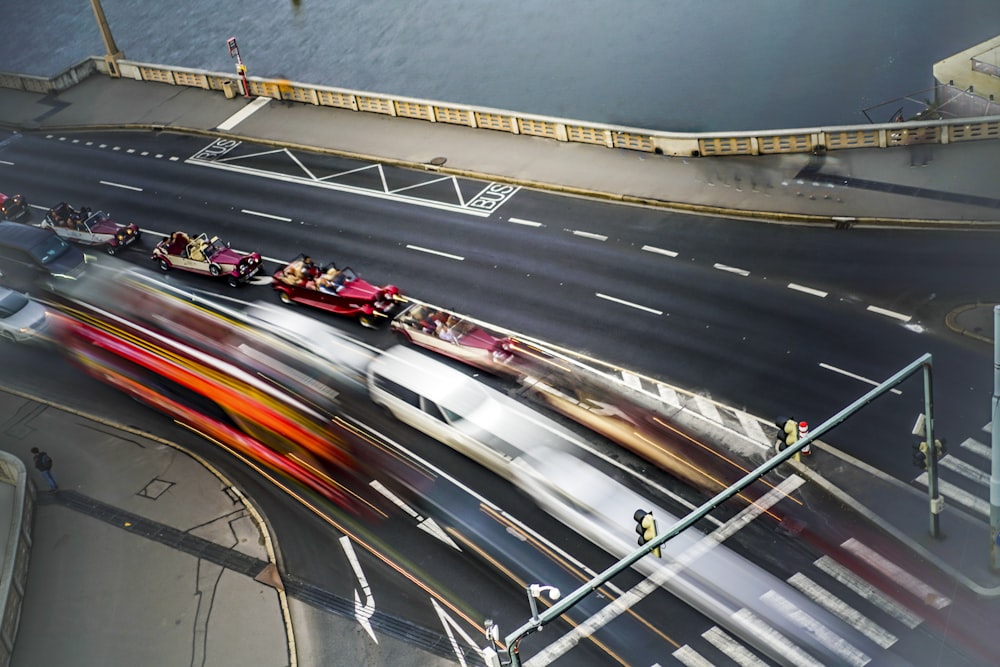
0 287 49 342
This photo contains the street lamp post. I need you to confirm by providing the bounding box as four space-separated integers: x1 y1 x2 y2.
89 0 125 77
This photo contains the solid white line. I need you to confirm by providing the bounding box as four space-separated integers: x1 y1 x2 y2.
713 263 750 276
595 292 662 315
841 537 951 609
642 244 678 257
99 180 143 192
819 363 903 395
760 590 870 666
914 471 989 517
508 217 543 227
960 437 991 460
788 283 828 298
241 208 292 222
938 454 989 486
572 230 608 241
787 572 897 649
406 245 465 261
866 305 911 322
673 644 714 667
524 475 805 666
216 96 271 131
701 627 769 666
0 160 13 166
813 556 922 628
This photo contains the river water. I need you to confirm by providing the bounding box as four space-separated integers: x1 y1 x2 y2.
3 0 1000 131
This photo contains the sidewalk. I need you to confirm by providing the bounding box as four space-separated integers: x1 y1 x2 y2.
0 389 294 666
2 74 1000 224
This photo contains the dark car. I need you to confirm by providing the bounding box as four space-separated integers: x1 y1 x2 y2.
0 221 87 289
0 193 29 221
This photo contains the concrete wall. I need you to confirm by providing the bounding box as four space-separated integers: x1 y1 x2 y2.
0 451 34 667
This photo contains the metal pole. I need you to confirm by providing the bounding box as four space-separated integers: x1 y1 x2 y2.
991 306 1000 570
922 362 941 538
89 0 124 59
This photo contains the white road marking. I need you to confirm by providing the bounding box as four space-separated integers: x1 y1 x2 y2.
729 608 822 667
572 230 608 241
701 626 769 666
841 538 951 609
760 590 870 666
406 245 464 261
960 437 990 460
914 471 989 517
714 263 750 276
29 204 48 211
620 371 642 390
813 556 922 629
657 383 682 408
508 217 543 227
787 572 897 649
0 160 13 166
672 644 714 667
241 208 292 222
737 412 771 448
693 396 722 424
866 305 911 322
938 454 989 486
339 536 378 643
216 96 272 131
595 292 662 315
431 598 480 667
369 480 460 550
819 363 902 395
641 244 678 257
524 475 805 666
99 180 143 192
788 283 828 298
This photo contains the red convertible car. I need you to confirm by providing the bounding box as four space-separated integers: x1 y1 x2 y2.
272 254 403 327
152 231 262 287
0 193 29 221
41 202 141 255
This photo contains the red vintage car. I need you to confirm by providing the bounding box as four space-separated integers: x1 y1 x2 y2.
41 202 141 255
0 193 29 221
152 231 262 287
272 254 403 327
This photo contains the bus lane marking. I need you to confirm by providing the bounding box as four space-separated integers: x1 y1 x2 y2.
340 535 379 643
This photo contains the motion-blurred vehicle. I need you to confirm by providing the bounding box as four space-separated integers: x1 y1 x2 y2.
0 221 87 289
272 253 403 327
152 231 262 287
0 193 28 221
0 286 48 343
391 303 517 374
41 202 141 255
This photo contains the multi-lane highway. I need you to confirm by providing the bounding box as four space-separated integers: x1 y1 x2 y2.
1 128 997 666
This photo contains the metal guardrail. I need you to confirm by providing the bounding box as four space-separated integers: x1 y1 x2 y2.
2 56 1000 158
0 451 33 667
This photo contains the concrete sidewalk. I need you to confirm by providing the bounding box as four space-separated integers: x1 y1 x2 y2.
2 74 1000 225
0 389 294 667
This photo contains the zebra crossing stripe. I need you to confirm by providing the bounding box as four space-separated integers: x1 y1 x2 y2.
787 573 897 649
620 371 642 390
731 608 823 667
693 396 722 423
672 645 714 667
938 454 990 486
814 556 922 629
702 627 770 666
960 437 991 460
841 538 951 609
914 472 989 517
657 383 682 408
760 590 870 666
737 411 771 447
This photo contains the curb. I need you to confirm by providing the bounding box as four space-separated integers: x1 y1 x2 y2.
0 385 300 667
944 303 995 344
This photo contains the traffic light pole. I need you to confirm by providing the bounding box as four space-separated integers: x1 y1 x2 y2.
921 361 941 538
489 353 935 666
991 306 1000 570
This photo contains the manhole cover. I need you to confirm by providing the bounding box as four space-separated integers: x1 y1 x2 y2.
429 156 447 166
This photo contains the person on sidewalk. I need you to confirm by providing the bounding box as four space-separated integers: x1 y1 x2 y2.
30 447 58 491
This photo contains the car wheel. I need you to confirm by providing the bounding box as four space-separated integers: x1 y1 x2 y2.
279 291 293 305
359 314 375 329
158 259 171 272
106 244 118 256
227 276 240 288
0 330 16 343
209 264 222 277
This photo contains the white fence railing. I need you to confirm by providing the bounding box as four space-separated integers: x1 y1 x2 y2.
3 56 1000 158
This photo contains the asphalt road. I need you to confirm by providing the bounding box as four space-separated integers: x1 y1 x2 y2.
1 128 997 665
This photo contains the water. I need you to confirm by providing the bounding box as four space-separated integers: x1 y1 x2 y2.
3 0 1000 131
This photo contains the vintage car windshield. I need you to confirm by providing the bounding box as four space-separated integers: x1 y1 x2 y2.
0 290 29 318
30 236 70 264
208 238 228 254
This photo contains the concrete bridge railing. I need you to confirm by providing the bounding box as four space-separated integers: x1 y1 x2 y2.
3 56 1000 159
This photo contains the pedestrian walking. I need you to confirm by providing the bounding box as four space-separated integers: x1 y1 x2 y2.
30 447 58 491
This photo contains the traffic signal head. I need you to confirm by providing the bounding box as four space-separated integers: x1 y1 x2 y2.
912 441 928 469
634 509 661 558
783 419 800 447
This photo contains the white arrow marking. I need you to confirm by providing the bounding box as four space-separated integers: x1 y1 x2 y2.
370 480 461 550
432 598 481 667
339 536 378 643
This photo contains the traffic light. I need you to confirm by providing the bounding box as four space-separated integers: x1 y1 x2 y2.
912 440 928 469
634 509 661 558
782 419 800 449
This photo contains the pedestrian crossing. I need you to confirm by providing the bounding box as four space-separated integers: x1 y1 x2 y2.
911 421 994 520
668 535 942 666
